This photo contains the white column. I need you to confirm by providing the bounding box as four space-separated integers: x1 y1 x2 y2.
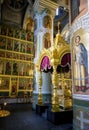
42 72 52 94
34 68 40 93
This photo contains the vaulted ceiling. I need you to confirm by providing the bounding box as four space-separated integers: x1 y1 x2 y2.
0 0 69 34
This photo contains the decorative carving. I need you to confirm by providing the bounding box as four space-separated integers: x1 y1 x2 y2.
51 65 59 112
54 22 66 46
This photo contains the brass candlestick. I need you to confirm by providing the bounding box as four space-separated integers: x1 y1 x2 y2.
51 65 59 112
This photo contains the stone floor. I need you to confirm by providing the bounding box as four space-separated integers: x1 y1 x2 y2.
0 103 73 130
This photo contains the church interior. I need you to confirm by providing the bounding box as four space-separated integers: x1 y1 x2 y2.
0 0 89 130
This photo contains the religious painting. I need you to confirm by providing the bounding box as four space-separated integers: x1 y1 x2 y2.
25 55 31 61
70 0 88 24
43 15 52 29
20 42 25 53
13 53 19 60
26 43 31 54
24 17 34 33
0 37 6 49
24 78 31 90
20 54 25 60
14 29 21 39
0 77 9 90
26 63 31 76
72 28 89 97
0 50 5 57
43 33 51 49
19 62 25 76
26 32 31 41
6 52 12 59
0 60 4 74
14 40 20 52
11 78 17 96
26 31 34 42
5 61 11 75
7 39 13 50
21 30 26 40
12 61 18 75
19 78 26 90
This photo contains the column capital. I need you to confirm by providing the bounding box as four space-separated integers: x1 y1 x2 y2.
33 0 58 17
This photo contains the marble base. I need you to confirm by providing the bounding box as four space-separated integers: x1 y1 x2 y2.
47 109 73 125
36 104 49 115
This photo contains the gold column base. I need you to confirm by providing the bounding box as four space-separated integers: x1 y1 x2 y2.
38 94 43 105
52 92 59 112
0 110 10 117
64 99 72 109
51 104 59 112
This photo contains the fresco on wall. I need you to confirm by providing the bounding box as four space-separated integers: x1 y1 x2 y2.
25 17 34 33
43 15 52 29
43 33 51 49
70 0 88 23
72 28 89 96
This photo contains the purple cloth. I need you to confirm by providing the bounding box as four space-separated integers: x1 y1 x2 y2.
40 56 51 71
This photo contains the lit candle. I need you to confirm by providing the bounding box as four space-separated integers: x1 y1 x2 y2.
4 102 7 106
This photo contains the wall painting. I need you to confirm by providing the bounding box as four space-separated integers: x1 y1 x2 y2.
72 28 89 98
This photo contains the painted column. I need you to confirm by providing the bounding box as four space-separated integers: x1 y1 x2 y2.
33 0 58 109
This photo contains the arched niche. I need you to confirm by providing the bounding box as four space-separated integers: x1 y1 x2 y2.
24 16 34 33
